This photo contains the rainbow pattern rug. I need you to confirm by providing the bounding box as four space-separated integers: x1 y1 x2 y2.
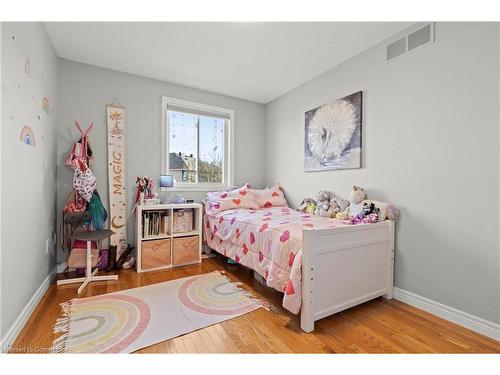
51 271 262 353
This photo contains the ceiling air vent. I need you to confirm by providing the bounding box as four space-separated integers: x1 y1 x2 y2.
386 23 435 63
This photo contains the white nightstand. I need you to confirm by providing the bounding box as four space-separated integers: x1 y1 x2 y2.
135 203 203 273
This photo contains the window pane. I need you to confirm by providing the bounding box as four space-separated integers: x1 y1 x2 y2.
168 111 197 183
198 116 224 183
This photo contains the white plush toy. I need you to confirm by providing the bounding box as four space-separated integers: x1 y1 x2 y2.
313 190 351 218
348 185 366 218
333 197 350 219
314 190 335 217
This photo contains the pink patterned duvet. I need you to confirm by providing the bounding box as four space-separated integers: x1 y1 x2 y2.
203 206 353 314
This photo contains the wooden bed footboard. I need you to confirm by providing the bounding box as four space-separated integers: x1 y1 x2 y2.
300 220 395 332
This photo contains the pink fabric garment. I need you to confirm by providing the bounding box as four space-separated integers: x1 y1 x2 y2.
65 121 94 170
203 206 361 314
73 160 96 202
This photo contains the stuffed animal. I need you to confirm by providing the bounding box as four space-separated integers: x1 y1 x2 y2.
349 202 381 224
300 190 352 218
326 202 339 217
363 213 379 223
314 190 332 217
328 198 341 216
298 198 317 214
361 202 380 217
348 185 366 218
336 198 350 212
349 185 365 204
336 211 349 220
314 191 345 218
386 204 400 221
305 202 316 214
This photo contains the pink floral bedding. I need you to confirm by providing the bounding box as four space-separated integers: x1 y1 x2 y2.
203 206 354 314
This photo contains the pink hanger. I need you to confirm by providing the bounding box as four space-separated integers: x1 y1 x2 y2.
74 121 94 159
75 121 94 136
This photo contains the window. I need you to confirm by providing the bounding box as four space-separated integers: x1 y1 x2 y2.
162 97 234 191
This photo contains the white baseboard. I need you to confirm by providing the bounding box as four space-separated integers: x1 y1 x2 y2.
394 287 500 342
0 268 56 352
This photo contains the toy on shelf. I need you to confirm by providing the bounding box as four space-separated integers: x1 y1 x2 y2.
135 176 158 205
171 194 186 204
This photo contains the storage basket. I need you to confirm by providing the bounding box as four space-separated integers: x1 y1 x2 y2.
172 209 194 233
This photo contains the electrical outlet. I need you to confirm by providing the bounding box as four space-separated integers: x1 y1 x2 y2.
45 239 50 254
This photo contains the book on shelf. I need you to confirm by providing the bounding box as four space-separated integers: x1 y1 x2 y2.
142 211 169 239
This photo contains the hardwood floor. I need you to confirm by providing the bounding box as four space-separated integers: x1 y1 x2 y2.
11 256 500 353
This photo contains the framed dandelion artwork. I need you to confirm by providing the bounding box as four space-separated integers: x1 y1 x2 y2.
304 91 362 171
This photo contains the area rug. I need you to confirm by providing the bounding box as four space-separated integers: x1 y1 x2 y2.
51 271 262 353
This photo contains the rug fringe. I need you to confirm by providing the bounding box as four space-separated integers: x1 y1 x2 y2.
51 299 74 353
247 294 271 311
53 317 70 333
51 331 70 353
217 271 270 311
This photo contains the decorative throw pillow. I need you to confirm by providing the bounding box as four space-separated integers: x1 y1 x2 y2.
251 183 288 208
205 183 259 215
206 185 238 200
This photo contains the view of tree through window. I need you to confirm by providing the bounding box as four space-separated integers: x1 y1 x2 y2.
168 111 224 184
198 115 224 183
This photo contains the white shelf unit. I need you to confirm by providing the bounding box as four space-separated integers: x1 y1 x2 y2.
135 203 203 273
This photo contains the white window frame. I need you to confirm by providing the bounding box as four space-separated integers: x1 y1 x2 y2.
161 96 234 192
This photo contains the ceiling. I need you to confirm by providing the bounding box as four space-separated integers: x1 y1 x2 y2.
44 22 411 103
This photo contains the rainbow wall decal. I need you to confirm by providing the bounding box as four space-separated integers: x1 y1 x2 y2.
42 97 50 114
20 125 36 147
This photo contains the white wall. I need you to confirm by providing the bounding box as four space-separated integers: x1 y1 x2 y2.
1 23 59 338
264 23 500 324
56 60 265 263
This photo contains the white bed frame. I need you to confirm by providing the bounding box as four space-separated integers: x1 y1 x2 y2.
300 220 395 332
